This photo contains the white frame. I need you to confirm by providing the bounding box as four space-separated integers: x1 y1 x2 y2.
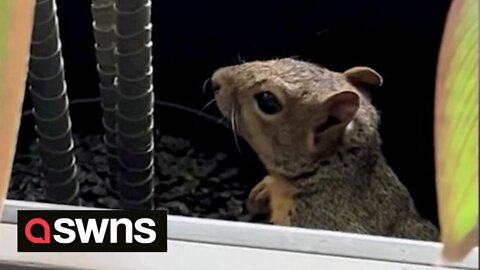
1 199 478 270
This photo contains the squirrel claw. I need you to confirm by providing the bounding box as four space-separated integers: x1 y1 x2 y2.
247 180 270 215
247 175 295 226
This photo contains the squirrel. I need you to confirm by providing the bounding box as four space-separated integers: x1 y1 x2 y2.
210 58 439 241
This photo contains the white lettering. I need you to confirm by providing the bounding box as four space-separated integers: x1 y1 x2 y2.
75 218 109 243
53 218 76 244
110 218 133 243
134 218 156 244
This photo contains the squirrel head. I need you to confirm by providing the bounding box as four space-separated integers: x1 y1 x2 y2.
211 58 382 178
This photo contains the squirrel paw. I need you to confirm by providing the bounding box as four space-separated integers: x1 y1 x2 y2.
247 179 271 215
247 175 294 226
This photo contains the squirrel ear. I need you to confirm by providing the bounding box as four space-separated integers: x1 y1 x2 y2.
307 91 360 154
343 66 383 87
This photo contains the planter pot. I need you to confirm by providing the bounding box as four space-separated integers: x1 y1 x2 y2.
100 85 117 109
30 28 59 57
117 66 152 97
117 125 153 152
117 87 154 118
29 47 63 79
36 128 73 152
105 145 120 192
116 108 153 136
28 65 65 97
31 7 56 42
114 2 151 36
91 0 114 7
107 154 119 173
115 42 152 79
42 160 77 186
120 192 154 210
29 86 68 119
118 170 154 198
116 23 152 54
93 24 115 49
115 0 149 12
118 81 153 100
117 142 154 170
97 65 116 87
33 109 71 138
107 155 119 170
116 164 153 209
103 124 117 144
106 162 119 193
104 135 118 153
118 175 154 210
38 142 76 170
104 131 117 152
44 176 79 203
118 161 154 184
34 0 55 25
95 45 116 72
91 3 115 29
118 172 154 196
102 108 117 131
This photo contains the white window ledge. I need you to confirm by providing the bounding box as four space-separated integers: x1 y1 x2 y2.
1 199 478 270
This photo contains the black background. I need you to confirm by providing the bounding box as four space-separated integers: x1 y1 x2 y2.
18 0 454 226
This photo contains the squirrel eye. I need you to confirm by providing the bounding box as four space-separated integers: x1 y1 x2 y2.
254 91 282 115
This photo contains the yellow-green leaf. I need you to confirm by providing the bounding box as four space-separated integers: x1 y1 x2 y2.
435 0 479 262
0 0 35 215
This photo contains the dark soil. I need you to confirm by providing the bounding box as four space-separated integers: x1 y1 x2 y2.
8 130 268 223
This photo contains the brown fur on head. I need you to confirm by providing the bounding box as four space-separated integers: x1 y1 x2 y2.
211 58 382 179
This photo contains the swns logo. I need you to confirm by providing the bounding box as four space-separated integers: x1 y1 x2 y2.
17 210 167 252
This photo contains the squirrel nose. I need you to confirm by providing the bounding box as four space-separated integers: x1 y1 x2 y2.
203 78 220 94
211 67 232 93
